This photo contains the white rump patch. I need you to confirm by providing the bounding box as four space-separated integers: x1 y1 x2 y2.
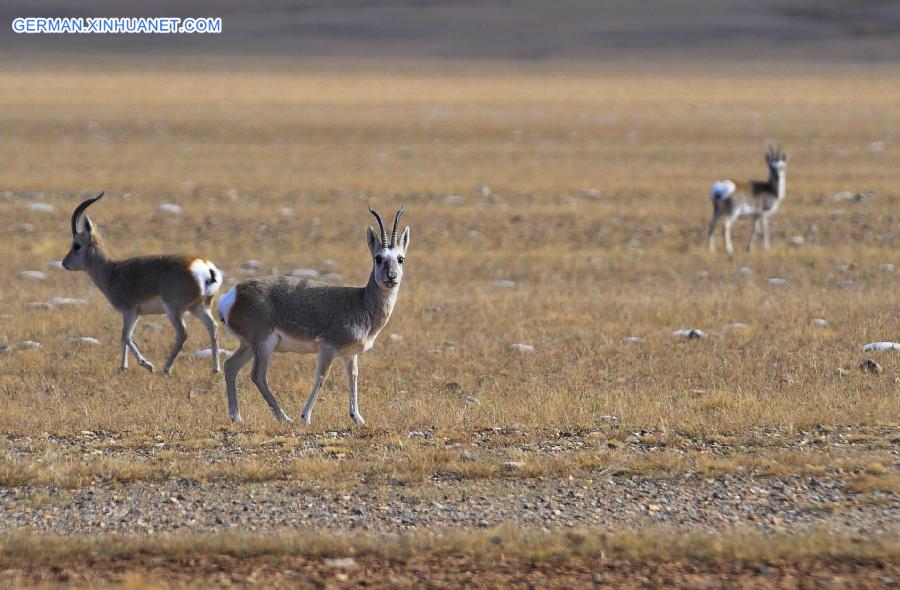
189 259 223 297
217 287 237 326
710 179 736 200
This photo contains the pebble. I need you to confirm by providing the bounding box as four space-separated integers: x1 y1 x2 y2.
492 280 516 289
767 277 788 286
20 271 46 281
323 557 357 570
672 329 707 339
881 263 895 272
582 188 601 199
143 322 164 331
724 323 749 330
49 297 87 306
464 396 479 405
27 203 56 213
71 337 101 345
861 342 900 352
20 341 41 349
443 195 463 205
158 203 183 215
502 461 526 471
478 519 490 527
462 452 477 462
321 273 344 281
289 269 320 278
194 348 233 359
388 334 403 342
620 336 642 344
510 343 535 352
788 236 805 246
812 318 828 327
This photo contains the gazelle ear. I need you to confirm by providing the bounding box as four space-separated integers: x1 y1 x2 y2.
78 214 94 234
399 226 410 252
367 226 381 256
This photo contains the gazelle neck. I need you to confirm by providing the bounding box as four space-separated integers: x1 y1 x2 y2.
85 239 115 294
769 167 786 199
363 271 398 336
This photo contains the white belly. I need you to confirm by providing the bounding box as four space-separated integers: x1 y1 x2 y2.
274 330 319 353
136 297 165 315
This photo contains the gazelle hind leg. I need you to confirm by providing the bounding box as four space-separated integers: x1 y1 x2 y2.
250 334 293 424
162 303 188 375
191 302 220 373
224 341 253 422
723 216 737 256
707 211 720 252
343 355 364 425
301 347 336 426
762 215 771 250
747 217 759 252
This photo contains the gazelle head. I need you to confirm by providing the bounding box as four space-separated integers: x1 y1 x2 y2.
766 145 788 176
62 192 104 271
366 206 410 290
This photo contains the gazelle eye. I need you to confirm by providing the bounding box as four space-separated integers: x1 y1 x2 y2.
374 255 383 264
397 256 404 264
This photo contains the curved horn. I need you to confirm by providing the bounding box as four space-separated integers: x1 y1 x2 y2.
71 191 104 235
368 207 387 247
390 206 404 247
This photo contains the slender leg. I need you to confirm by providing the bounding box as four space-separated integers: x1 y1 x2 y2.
121 309 154 373
300 347 336 426
250 334 293 424
723 216 736 256
343 355 364 425
707 212 719 252
747 216 759 252
762 215 771 250
191 303 220 373
224 341 253 422
162 303 188 375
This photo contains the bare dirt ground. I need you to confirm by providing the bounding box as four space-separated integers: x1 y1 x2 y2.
0 65 898 587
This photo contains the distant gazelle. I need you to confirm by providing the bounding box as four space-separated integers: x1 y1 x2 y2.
707 146 788 255
219 207 409 425
62 193 223 374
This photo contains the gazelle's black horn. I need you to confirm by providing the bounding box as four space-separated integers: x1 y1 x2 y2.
369 207 387 247
71 191 104 235
390 206 404 247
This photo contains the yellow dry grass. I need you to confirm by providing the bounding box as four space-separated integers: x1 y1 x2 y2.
0 63 897 484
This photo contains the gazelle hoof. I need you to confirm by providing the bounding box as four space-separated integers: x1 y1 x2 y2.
350 412 365 425
142 362 156 373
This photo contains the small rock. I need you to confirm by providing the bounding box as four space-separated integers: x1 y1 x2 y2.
492 279 516 289
880 263 894 272
510 343 535 352
672 329 707 339
321 273 344 281
242 260 263 270
859 358 882 375
767 277 787 286
323 557 357 570
739 266 753 274
351 507 366 516
158 203 183 215
388 333 403 342
464 395 479 405
619 336 642 344
20 341 41 349
289 268 320 279
20 271 46 281
194 348 233 359
788 236 805 246
445 382 461 392
27 302 53 310
582 188 601 199
462 451 477 462
407 431 427 439
478 185 491 197
812 318 828 327
443 195 463 205
836 279 854 288
49 297 87 306
143 322 164 331
0 345 10 353
868 141 886 152
861 342 900 352
28 203 56 213
597 415 619 422
279 207 294 216
502 461 526 471
724 323 749 330
71 337 101 345
478 519 490 527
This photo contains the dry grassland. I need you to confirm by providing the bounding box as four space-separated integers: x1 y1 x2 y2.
0 66 897 582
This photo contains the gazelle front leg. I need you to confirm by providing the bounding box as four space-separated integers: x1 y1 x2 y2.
121 308 154 373
250 334 293 424
300 347 336 426
747 216 759 252
224 342 253 423
162 303 188 375
343 355 364 425
762 215 771 250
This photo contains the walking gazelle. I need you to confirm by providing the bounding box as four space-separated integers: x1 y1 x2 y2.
62 193 223 374
218 207 410 425
707 145 788 255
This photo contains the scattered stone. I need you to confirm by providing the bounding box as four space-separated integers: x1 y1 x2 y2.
597 415 619 422
582 188 601 199
194 348 233 359
739 266 753 274
462 451 477 462
859 359 882 375
20 271 46 281
478 519 490 527
510 343 535 352
71 337 101 345
881 263 895 272
619 336 642 344
143 322 164 331
27 302 53 309
445 382 461 392
407 431 427 439
836 279 855 288
243 260 263 271
323 557 357 570
478 185 492 197
695 270 710 279
49 297 87 306
279 207 294 216
502 461 526 471
464 395 479 405
767 277 787 286
321 273 344 281
0 345 9 353
812 318 828 327
388 333 403 342
443 195 463 205
868 141 886 152
158 203 183 215
351 507 366 516
27 203 56 213
289 268 320 279
672 329 707 339
861 342 900 352
492 279 516 289
20 341 41 349
788 236 805 246
724 323 749 331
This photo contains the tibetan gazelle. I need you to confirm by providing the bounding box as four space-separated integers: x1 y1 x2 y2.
62 193 223 374
707 146 788 255
219 207 410 425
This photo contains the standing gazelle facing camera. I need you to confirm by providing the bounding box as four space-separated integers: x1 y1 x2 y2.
219 207 410 425
707 145 788 255
62 193 223 374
